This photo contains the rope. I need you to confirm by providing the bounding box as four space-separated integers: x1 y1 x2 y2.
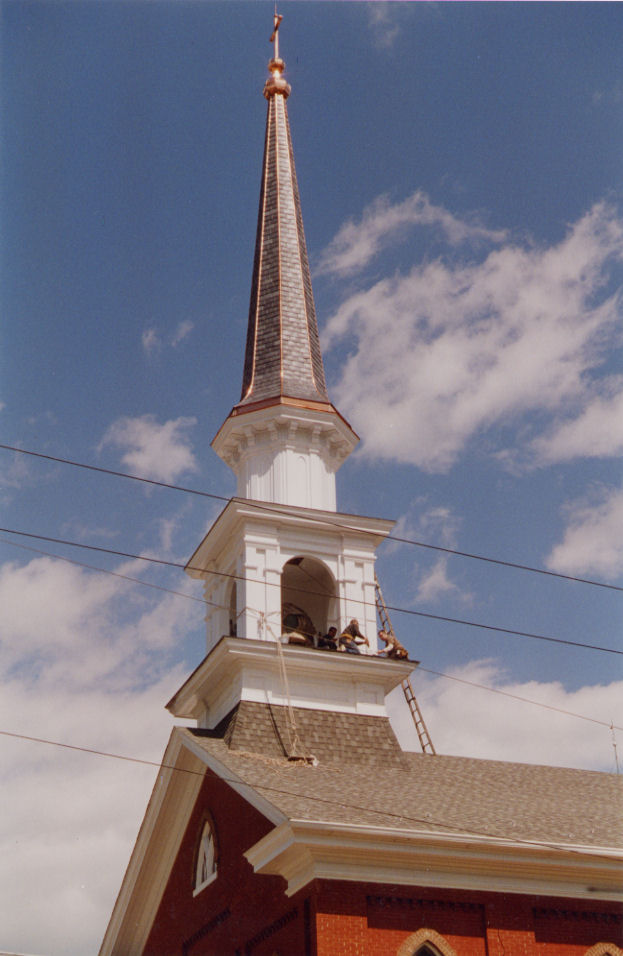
266 621 308 760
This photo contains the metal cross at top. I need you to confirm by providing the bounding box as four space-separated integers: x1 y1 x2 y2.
270 10 283 60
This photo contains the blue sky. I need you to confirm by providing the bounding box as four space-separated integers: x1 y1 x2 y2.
1 3 622 953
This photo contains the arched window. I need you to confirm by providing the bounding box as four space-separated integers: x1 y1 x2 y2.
397 929 457 956
585 945 623 956
193 818 217 894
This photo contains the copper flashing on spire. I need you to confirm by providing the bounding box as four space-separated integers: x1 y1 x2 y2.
236 20 330 412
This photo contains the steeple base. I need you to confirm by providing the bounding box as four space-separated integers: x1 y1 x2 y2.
166 636 415 730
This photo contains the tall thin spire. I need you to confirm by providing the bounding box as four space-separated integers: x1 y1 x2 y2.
236 15 330 410
212 14 357 510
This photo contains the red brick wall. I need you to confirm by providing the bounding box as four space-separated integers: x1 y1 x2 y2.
143 769 312 956
312 881 622 956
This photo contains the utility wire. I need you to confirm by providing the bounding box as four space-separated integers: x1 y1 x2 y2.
2 442 621 593
2 525 621 657
2 536 619 733
0 536 213 607
0 727 617 857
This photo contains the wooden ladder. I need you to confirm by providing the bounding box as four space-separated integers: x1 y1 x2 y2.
374 573 436 756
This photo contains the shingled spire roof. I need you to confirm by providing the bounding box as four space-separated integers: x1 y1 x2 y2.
235 23 330 411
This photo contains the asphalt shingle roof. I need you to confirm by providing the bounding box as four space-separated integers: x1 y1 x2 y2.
183 704 623 850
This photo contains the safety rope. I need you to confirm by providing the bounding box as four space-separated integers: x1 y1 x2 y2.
266 620 308 761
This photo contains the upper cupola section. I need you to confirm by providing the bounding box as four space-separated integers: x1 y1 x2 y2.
212 14 357 510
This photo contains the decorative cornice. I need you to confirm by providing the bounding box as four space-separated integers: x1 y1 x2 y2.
165 636 414 725
184 497 395 581
212 402 357 474
245 819 623 902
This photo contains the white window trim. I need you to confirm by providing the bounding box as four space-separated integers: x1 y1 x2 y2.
193 819 217 895
192 869 217 897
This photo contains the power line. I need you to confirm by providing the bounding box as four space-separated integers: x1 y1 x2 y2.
0 727 617 857
2 535 619 732
1 525 622 657
2 442 621 593
0 536 212 607
0 442 228 502
2 536 618 732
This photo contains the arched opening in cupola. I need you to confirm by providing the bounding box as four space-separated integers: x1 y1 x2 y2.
281 556 337 644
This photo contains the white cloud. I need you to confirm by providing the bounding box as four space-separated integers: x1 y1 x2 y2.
142 321 193 355
388 659 623 772
392 503 468 604
323 200 623 471
367 4 400 49
0 555 200 687
528 382 623 465
0 554 200 956
141 327 162 355
171 319 194 346
100 414 198 483
318 190 507 278
415 557 459 603
0 447 31 492
546 485 623 581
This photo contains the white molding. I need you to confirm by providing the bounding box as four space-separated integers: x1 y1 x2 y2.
192 869 217 897
245 820 623 903
166 637 415 726
397 929 458 956
180 730 286 827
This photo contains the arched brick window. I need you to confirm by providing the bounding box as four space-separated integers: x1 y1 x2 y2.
585 945 623 956
193 817 217 894
397 928 458 956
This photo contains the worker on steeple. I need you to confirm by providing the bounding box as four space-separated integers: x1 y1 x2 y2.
377 629 409 660
339 619 370 654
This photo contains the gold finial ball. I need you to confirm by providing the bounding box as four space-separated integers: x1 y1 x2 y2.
264 58 291 99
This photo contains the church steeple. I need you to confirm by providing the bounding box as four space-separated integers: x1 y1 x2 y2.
212 16 357 511
173 12 398 726
237 20 329 410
